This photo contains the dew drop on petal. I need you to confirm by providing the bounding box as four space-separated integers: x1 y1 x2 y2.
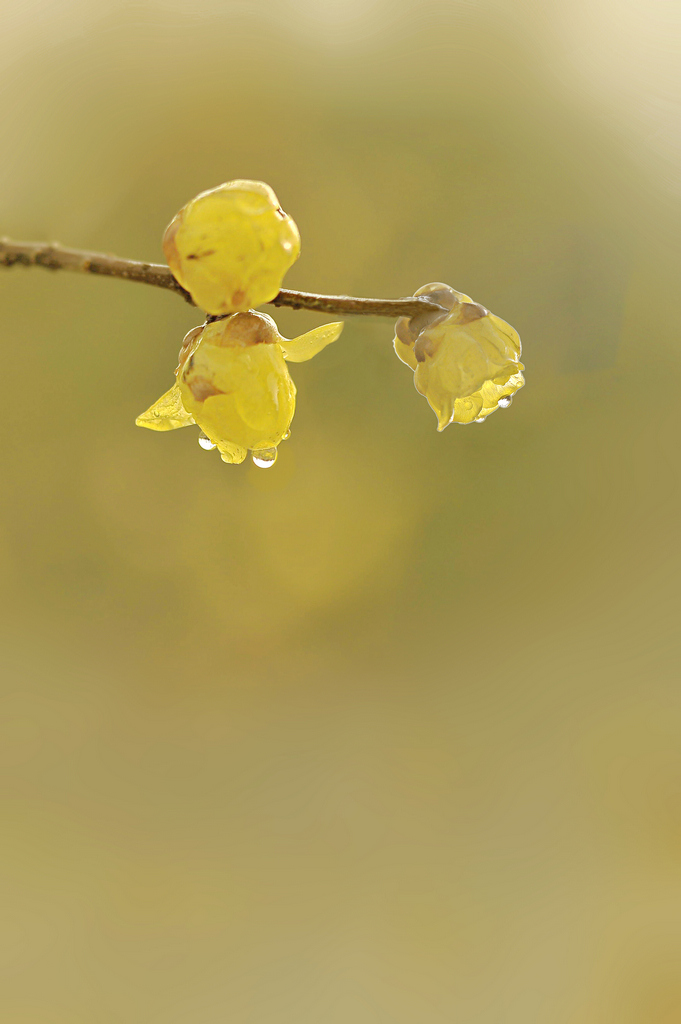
252 448 278 469
282 430 291 441
498 396 513 409
198 435 217 450
474 417 486 423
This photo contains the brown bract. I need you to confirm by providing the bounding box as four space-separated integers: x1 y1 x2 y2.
212 312 280 348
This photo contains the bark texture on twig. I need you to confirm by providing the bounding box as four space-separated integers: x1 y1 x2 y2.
0 238 446 320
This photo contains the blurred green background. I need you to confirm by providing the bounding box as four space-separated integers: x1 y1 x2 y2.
1 0 680 1020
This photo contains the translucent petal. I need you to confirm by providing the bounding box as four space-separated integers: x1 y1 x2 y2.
135 383 195 431
280 322 344 362
234 382 281 432
452 392 484 425
435 398 454 431
218 441 248 464
479 370 525 414
487 313 522 357
394 336 418 370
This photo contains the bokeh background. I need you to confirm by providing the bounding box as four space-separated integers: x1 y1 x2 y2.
1 0 680 1020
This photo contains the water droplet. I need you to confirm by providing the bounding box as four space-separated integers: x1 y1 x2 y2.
497 396 513 409
198 435 216 450
252 448 278 469
282 430 291 441
474 417 486 423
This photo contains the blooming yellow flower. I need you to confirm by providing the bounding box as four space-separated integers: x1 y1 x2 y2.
394 282 524 429
136 312 343 466
162 180 301 315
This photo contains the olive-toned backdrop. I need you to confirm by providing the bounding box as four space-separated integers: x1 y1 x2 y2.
1 0 680 1020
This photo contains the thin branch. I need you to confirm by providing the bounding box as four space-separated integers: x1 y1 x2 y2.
268 290 442 318
0 238 446 319
0 238 193 301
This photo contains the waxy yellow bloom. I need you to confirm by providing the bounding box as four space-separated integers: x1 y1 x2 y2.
136 312 343 466
394 282 524 429
162 180 301 315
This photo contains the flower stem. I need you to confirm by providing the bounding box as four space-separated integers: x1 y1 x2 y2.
0 238 446 319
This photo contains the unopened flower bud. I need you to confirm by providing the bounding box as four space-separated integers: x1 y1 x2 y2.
394 282 525 429
162 180 301 315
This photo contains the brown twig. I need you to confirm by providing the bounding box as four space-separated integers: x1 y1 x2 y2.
0 238 446 320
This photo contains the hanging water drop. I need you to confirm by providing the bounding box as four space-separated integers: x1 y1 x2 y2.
252 448 278 469
282 430 291 441
474 417 486 423
198 435 216 450
497 396 512 409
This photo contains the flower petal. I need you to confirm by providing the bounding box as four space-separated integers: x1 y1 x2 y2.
279 322 344 362
394 336 418 370
452 392 484 425
135 383 195 431
217 440 248 464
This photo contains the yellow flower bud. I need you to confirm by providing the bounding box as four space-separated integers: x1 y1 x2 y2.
162 180 301 315
136 313 343 467
394 282 524 429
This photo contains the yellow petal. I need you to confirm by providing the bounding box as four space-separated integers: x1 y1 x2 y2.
393 335 418 370
452 392 484 425
135 383 195 431
179 340 296 452
279 322 344 362
487 313 522 358
217 440 248 464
